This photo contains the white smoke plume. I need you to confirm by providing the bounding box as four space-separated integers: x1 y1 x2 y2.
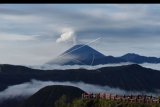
56 29 76 45
0 79 160 101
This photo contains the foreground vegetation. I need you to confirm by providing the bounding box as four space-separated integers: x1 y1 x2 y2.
54 95 160 107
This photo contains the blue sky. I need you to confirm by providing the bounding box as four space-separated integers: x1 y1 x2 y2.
0 4 160 65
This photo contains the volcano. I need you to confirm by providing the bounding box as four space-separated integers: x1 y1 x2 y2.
46 44 125 65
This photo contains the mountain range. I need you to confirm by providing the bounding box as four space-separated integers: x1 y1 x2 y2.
0 44 160 107
0 64 160 92
46 44 160 65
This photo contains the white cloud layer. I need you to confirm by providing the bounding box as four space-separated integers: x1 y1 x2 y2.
29 62 133 70
140 63 160 71
28 63 160 71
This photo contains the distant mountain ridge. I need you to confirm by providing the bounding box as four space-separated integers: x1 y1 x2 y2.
1 64 160 92
46 44 160 66
120 53 160 63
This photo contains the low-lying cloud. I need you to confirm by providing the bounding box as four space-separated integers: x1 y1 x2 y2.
46 54 80 65
28 62 160 71
29 62 133 70
140 63 160 71
0 79 160 102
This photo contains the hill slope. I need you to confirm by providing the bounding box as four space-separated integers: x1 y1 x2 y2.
22 85 85 107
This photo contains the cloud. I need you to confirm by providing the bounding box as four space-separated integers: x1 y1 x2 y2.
46 54 80 65
29 62 133 70
56 28 76 45
140 63 160 71
0 14 43 24
0 32 37 41
0 79 159 102
0 41 72 65
29 63 160 71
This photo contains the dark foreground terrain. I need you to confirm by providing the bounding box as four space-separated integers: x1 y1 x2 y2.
22 85 85 107
0 85 84 107
0 85 160 107
22 85 160 107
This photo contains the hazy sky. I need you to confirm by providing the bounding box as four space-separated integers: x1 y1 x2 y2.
0 4 160 65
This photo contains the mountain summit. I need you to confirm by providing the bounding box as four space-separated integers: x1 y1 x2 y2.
61 44 105 58
46 44 106 65
46 44 125 65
